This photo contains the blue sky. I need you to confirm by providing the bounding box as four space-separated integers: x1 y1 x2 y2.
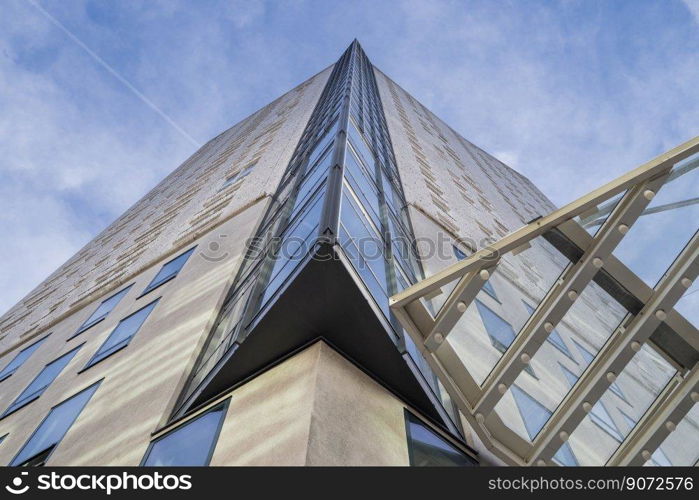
1 0 698 314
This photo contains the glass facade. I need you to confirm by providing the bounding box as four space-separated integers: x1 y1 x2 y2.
179 41 458 433
392 134 699 466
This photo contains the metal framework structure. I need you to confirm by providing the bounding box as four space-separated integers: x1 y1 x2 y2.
390 136 699 465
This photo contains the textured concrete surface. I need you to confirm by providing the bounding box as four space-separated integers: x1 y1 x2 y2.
0 66 333 352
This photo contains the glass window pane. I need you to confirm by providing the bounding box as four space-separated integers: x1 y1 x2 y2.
10 382 100 466
87 300 159 367
80 285 132 330
347 119 375 173
522 301 573 358
143 404 227 466
553 344 676 465
643 404 699 466
405 411 474 466
494 277 628 441
574 191 626 235
675 274 698 328
614 155 699 286
344 149 381 228
4 346 82 415
0 335 49 381
259 193 324 307
144 247 195 293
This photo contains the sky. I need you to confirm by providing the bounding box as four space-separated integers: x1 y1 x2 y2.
1 0 698 314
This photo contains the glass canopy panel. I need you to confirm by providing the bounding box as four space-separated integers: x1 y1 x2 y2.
493 275 628 440
574 191 626 236
674 270 698 327
613 153 699 287
643 404 699 466
443 235 570 385
552 344 676 465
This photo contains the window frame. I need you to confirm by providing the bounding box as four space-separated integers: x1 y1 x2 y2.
70 284 133 339
0 334 51 383
140 399 230 466
403 409 475 466
138 247 196 298
80 298 160 371
1 344 84 418
9 380 102 466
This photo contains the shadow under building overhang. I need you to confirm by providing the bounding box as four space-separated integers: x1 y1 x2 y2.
182 246 453 432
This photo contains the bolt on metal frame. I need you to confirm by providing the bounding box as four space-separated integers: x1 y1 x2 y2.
390 136 699 465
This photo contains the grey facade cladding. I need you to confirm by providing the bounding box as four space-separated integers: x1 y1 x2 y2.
0 67 333 350
374 66 556 248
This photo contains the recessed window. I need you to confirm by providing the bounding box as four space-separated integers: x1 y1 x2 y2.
221 161 256 189
73 285 132 336
10 381 101 466
140 248 195 296
3 345 83 417
404 410 475 466
142 402 228 466
83 299 159 369
452 244 468 261
0 335 50 383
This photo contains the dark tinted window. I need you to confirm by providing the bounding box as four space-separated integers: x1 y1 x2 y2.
405 411 475 466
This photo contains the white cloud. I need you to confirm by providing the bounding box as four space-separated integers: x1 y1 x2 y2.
682 0 699 23
0 0 697 314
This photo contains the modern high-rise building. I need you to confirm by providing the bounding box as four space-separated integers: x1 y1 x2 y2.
0 41 696 467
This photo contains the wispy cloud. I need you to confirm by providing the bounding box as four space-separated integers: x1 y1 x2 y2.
0 0 697 314
682 0 699 23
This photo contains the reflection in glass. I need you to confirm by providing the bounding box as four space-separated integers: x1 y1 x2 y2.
405 411 475 466
11 382 100 466
614 154 699 287
444 236 569 385
142 247 195 295
643 404 699 466
553 344 675 465
0 335 49 382
143 404 227 466
4 346 82 416
494 277 628 441
85 299 159 368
